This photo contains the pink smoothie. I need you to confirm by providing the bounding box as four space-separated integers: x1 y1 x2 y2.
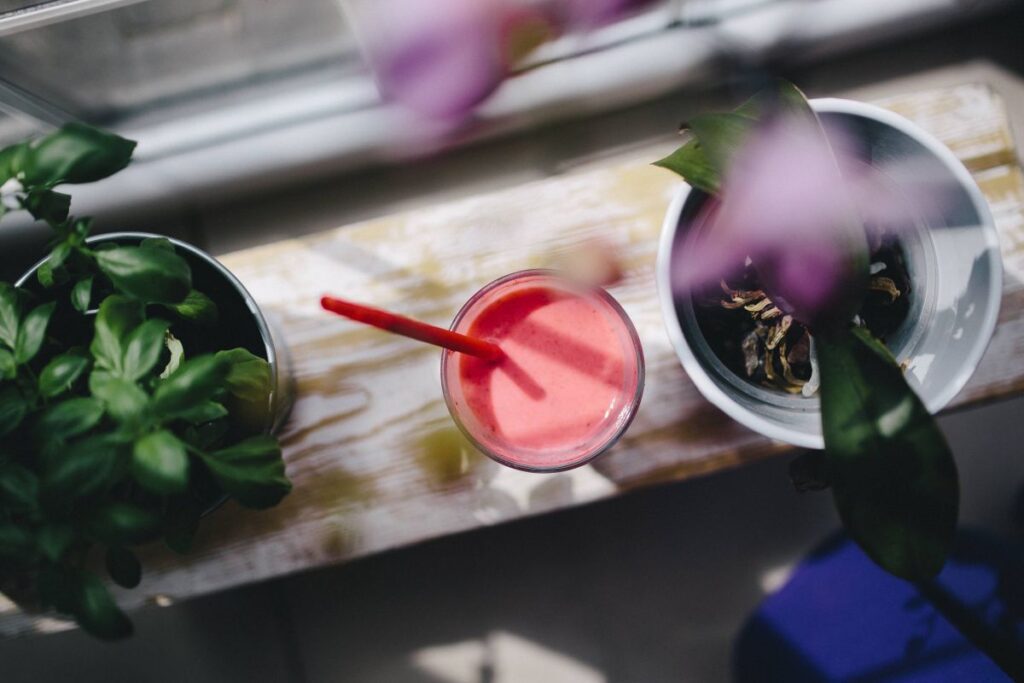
442 271 643 471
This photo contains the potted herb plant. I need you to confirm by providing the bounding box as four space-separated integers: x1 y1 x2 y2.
655 82 1020 675
0 124 292 639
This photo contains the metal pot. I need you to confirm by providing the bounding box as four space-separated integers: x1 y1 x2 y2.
657 99 1003 449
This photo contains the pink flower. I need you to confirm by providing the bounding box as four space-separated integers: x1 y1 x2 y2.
554 0 660 29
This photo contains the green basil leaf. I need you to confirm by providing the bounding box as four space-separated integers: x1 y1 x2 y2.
0 463 38 511
166 289 218 326
818 326 958 581
653 138 721 194
0 522 33 560
0 385 27 436
89 502 161 545
34 397 104 442
152 355 228 416
96 246 191 304
105 546 141 589
39 351 90 397
72 570 133 640
175 400 228 425
200 435 289 509
36 241 73 288
160 332 184 379
132 430 189 494
0 348 15 379
14 301 55 364
23 189 71 224
24 123 136 186
0 141 30 184
71 277 93 313
90 295 142 375
37 523 74 562
42 434 124 500
89 371 148 423
217 348 273 433
122 318 169 381
0 283 20 349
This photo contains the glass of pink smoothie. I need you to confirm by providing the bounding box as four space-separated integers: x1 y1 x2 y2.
441 270 644 472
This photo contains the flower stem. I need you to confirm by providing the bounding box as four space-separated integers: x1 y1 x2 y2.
915 578 1024 679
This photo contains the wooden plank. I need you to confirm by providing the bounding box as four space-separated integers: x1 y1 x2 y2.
2 83 1022 636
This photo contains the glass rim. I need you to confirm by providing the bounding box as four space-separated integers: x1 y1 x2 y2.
440 269 645 473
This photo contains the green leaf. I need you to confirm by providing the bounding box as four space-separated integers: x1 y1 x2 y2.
89 502 161 545
0 522 33 560
71 277 93 313
37 523 74 562
0 348 15 379
14 301 55 364
166 289 218 326
200 435 290 509
89 371 148 423
90 295 142 375
152 355 228 416
161 333 184 379
0 283 20 349
34 397 104 442
42 434 123 500
175 400 229 425
653 138 721 194
217 348 273 433
132 430 189 494
105 546 142 589
122 318 169 381
685 112 758 178
0 141 30 184
96 246 191 304
72 570 133 640
36 241 72 288
0 463 38 511
39 351 90 397
818 326 959 581
23 189 71 224
24 123 136 186
0 385 27 436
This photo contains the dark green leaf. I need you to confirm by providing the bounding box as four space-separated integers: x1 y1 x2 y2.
105 546 141 589
24 123 136 186
90 295 142 375
166 289 218 326
0 522 32 559
89 502 161 545
200 435 290 509
96 246 191 304
36 241 72 287
36 523 73 562
72 570 133 640
653 139 720 194
152 355 228 416
0 348 14 379
217 348 273 433
34 397 104 442
0 463 38 511
89 371 147 423
122 318 169 381
0 283 20 349
163 497 203 554
132 430 189 494
39 351 90 397
71 277 93 313
175 401 228 425
23 189 71 224
0 385 27 436
0 141 30 184
42 434 123 500
818 326 958 581
140 237 174 252
14 301 55 364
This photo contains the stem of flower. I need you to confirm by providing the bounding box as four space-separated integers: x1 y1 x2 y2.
915 579 1024 679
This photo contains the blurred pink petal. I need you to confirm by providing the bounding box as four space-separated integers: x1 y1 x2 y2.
555 0 660 29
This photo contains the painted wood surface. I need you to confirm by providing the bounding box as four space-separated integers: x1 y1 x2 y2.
2 83 1023 636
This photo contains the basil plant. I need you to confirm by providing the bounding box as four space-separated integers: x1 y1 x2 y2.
0 124 291 639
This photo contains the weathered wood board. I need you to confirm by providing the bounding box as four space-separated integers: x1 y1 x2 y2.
2 83 1023 636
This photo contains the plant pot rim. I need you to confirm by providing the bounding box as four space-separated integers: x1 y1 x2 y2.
656 97 1003 449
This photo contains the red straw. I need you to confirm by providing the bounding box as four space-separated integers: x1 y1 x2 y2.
321 295 504 361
